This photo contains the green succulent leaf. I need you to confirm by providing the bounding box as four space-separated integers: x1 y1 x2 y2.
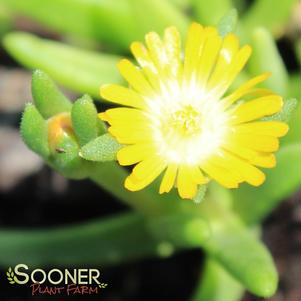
71 95 105 146
79 134 122 162
199 199 278 298
191 259 243 301
0 0 188 50
192 0 233 26
32 69 72 119
20 103 50 158
130 0 189 39
242 0 297 37
233 143 301 225
3 32 122 98
204 222 277 298
0 213 162 266
263 98 298 122
148 213 210 247
49 131 88 180
218 9 238 37
248 27 288 95
168 0 190 10
193 184 208 203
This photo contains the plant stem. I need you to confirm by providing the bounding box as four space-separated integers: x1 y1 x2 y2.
89 162 170 216
0 213 159 266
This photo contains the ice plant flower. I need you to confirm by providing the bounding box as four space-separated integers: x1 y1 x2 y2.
99 23 288 199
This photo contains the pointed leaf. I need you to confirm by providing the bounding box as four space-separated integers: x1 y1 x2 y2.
233 143 301 225
191 259 243 301
204 221 278 297
263 98 298 122
148 213 210 247
193 184 208 203
1 0 188 50
20 103 49 158
0 213 162 266
191 0 233 26
168 0 190 10
47 113 88 179
79 134 122 162
3 32 122 98
218 9 238 37
32 69 71 119
130 0 189 39
242 0 297 37
71 95 105 146
248 27 288 95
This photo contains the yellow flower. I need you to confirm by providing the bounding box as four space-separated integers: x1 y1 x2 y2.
99 23 288 199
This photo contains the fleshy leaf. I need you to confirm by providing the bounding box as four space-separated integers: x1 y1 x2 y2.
47 113 88 179
248 27 288 95
71 95 105 146
218 9 238 37
204 220 278 297
168 0 190 10
130 0 189 39
79 134 122 162
191 259 243 301
192 0 233 26
263 98 298 122
20 103 49 158
3 32 122 98
1 0 188 50
0 213 162 266
242 0 297 37
32 69 71 119
193 184 208 203
148 213 210 247
233 143 301 225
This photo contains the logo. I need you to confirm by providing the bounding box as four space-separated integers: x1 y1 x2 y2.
6 264 108 296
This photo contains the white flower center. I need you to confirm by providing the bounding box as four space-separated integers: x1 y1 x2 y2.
146 81 229 165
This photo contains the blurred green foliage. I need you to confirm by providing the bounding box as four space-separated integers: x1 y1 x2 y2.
0 0 300 300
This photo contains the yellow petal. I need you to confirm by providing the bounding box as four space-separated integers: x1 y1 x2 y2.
159 164 178 194
130 41 156 72
117 144 154 166
103 107 147 124
214 151 266 186
183 23 205 82
228 133 279 152
222 141 276 168
109 126 151 144
177 166 198 199
125 157 166 191
118 59 154 95
98 112 110 122
145 31 167 74
212 45 252 98
207 33 239 90
221 72 271 108
133 155 166 180
252 153 276 168
163 26 182 79
130 41 161 90
234 121 289 137
201 161 241 188
197 31 222 86
100 84 146 109
189 166 207 184
231 95 283 124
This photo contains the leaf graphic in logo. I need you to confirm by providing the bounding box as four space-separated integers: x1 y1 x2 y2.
99 283 108 289
6 267 16 284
